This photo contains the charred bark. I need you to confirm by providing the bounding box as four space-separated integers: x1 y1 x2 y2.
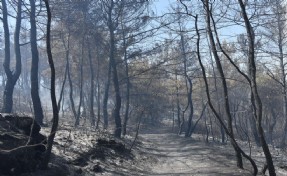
204 0 242 168
238 1 276 175
40 0 59 169
29 0 44 125
1 0 22 113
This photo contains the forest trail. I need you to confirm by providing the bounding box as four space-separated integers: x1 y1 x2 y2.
139 128 252 176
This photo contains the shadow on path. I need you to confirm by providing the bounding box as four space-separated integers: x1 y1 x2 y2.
139 127 252 176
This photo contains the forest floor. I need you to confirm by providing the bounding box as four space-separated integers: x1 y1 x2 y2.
20 124 287 176
138 128 251 176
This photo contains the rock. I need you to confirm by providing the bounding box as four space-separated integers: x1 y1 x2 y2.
92 162 103 173
97 138 127 153
0 113 41 137
75 168 83 174
0 113 47 175
72 157 88 167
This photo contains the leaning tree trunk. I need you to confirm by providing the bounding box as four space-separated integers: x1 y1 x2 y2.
209 43 225 143
29 0 44 125
204 1 243 168
238 1 276 175
1 0 22 113
192 12 258 175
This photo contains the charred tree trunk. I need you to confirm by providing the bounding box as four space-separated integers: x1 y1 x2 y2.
250 113 261 146
185 77 194 137
67 52 77 120
41 0 59 169
64 29 77 120
75 39 85 127
204 1 243 168
206 28 225 143
1 0 11 112
122 24 130 136
102 62 111 129
96 53 101 129
57 32 69 113
175 72 181 129
1 0 22 113
178 31 194 138
108 1 122 138
88 42 95 126
29 0 44 125
57 62 67 113
193 12 258 174
238 1 276 175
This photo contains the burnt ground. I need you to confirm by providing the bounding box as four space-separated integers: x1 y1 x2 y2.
18 125 287 176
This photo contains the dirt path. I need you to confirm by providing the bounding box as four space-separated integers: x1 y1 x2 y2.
139 130 252 176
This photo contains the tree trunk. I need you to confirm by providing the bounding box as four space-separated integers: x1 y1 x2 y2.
249 113 261 146
1 0 22 113
66 44 77 120
178 31 194 138
75 38 85 127
57 61 67 113
40 0 59 169
88 42 95 126
206 29 225 143
175 72 181 129
238 1 276 175
108 1 122 138
96 53 101 129
1 0 12 113
185 77 194 137
29 0 44 125
193 12 258 174
57 35 68 113
204 1 242 168
103 62 111 129
122 24 130 136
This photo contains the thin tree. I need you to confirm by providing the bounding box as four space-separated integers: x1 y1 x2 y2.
29 0 44 125
237 0 276 175
179 1 258 174
41 0 59 169
102 62 111 129
203 0 243 168
88 41 95 126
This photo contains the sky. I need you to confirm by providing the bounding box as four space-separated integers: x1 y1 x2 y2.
150 0 245 42
152 0 173 15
